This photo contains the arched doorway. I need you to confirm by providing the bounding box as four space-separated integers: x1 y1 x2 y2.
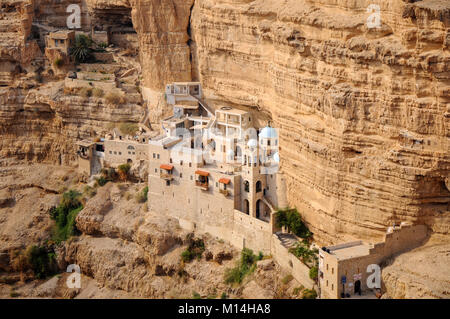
127 158 133 164
243 199 249 215
354 280 361 295
256 199 262 218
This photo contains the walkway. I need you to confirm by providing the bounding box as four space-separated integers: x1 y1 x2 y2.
276 232 299 249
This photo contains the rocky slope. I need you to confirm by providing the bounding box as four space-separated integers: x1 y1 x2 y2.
0 165 305 299
382 236 450 299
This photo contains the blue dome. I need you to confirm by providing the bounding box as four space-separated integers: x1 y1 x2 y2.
259 126 277 139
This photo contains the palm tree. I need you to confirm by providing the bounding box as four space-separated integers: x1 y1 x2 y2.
70 34 93 63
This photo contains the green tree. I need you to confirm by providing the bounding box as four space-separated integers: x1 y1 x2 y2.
70 34 94 63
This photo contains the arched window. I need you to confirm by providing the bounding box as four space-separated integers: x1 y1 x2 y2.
244 180 250 192
127 145 135 150
256 181 262 193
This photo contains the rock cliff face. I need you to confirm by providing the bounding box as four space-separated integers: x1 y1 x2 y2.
185 0 449 244
1 0 449 243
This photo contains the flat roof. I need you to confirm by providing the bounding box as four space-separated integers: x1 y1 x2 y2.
326 241 372 260
76 140 95 147
49 30 74 39
216 107 249 116
172 82 201 86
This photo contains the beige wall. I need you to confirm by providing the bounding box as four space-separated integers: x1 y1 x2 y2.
271 235 315 289
104 139 148 167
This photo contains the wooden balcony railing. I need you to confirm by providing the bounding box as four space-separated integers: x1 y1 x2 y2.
160 173 173 181
195 181 209 190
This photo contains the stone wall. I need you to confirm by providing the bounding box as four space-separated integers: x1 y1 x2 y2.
271 234 315 289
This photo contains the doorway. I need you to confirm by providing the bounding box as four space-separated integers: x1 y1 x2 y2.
354 280 361 295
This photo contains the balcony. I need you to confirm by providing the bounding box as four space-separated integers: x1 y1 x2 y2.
195 181 209 191
160 172 173 181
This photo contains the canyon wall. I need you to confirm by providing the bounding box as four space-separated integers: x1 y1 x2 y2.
0 0 449 245
186 0 449 244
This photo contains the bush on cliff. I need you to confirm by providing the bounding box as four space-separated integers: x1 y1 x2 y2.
70 34 94 63
26 245 58 279
224 248 263 285
181 237 205 262
50 190 83 243
136 186 149 203
118 163 131 182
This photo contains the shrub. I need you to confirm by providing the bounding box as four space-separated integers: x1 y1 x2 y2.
96 176 108 187
119 122 138 136
118 163 131 181
181 238 205 262
92 88 104 98
276 208 312 239
101 167 117 182
9 249 30 282
289 241 318 266
282 274 293 285
50 190 83 243
105 92 125 105
224 248 263 285
83 185 96 198
25 245 58 279
302 289 317 299
53 58 64 68
220 292 227 299
293 286 304 296
136 186 149 203
70 34 94 63
192 291 201 299
309 266 318 281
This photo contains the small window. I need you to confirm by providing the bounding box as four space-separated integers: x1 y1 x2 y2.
332 268 334 274
114 151 117 155
326 264 329 271
189 163 192 167
180 160 183 166
326 280 328 287
157 154 160 159
109 151 112 154
128 151 131 155
216 182 218 187
166 180 170 186
332 284 334 291
170 158 172 163
190 176 193 180
154 168 157 173
180 173 183 178
119 152 122 155
153 153 155 159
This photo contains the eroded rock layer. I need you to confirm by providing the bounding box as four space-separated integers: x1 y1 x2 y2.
1 0 449 243
187 0 450 243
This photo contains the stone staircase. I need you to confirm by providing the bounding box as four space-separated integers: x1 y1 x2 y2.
276 232 299 250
